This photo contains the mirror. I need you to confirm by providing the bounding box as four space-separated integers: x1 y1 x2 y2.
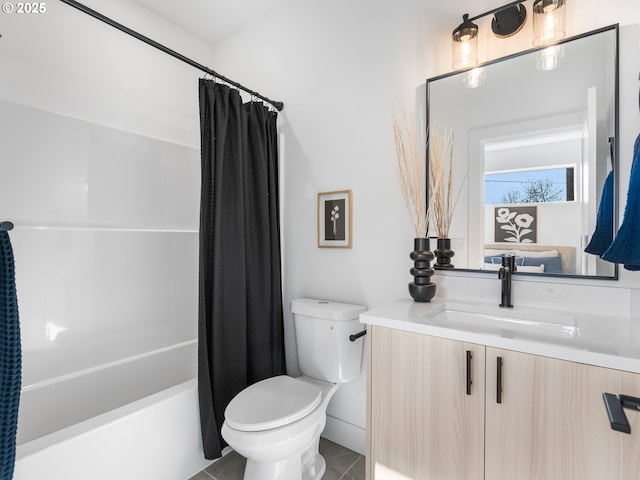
427 25 618 279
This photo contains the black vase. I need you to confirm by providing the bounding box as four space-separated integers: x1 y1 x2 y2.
408 237 436 302
434 237 455 269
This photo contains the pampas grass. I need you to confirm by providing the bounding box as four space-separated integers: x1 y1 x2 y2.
393 110 462 239
428 125 456 238
393 110 428 238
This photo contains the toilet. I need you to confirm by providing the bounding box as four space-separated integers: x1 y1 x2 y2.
221 298 367 480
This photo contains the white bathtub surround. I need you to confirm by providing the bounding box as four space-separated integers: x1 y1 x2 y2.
17 341 196 445
14 380 213 480
0 96 200 454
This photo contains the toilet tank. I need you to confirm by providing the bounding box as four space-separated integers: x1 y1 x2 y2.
291 298 367 383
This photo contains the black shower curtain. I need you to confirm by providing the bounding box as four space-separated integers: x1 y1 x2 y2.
197 80 286 460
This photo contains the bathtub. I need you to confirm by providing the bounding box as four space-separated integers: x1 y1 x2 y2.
14 340 214 480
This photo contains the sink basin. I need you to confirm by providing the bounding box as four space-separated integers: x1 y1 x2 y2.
422 302 578 341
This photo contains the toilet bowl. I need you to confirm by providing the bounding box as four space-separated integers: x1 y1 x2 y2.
221 375 338 480
221 298 367 480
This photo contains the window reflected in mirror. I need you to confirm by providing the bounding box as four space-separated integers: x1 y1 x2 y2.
485 167 575 204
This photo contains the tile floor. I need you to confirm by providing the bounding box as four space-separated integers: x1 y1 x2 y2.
189 437 365 480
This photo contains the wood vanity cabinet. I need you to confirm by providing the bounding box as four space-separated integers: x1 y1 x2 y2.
366 326 485 479
366 325 640 480
485 348 640 479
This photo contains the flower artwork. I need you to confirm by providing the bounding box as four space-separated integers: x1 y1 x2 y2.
494 206 537 243
331 205 340 235
318 190 352 248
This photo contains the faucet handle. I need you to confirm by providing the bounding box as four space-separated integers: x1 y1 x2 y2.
501 255 516 271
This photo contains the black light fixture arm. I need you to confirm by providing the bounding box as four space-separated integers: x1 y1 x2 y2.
58 0 284 111
466 0 527 22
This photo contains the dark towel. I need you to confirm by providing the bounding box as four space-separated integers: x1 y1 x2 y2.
0 230 21 480
585 169 614 256
602 133 640 270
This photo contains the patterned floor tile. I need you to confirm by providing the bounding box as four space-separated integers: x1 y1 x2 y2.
195 437 365 480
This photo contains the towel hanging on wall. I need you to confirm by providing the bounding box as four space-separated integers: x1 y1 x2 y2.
584 168 614 256
601 133 640 270
0 226 21 480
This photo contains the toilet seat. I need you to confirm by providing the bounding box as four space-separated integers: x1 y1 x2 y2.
224 375 322 432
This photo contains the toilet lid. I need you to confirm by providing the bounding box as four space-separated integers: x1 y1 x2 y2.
225 376 322 432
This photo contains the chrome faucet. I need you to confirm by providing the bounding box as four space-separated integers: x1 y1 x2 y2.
498 255 516 308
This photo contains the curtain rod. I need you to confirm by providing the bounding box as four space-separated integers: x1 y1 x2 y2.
59 0 284 111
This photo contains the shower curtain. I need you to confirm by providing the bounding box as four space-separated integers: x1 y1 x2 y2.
0 228 21 480
197 80 286 460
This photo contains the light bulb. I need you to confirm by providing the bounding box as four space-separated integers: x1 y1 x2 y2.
532 0 566 46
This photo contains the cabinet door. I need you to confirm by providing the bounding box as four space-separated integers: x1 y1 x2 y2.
367 326 485 480
486 348 640 480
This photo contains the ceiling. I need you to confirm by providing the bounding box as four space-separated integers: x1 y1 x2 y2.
128 0 298 46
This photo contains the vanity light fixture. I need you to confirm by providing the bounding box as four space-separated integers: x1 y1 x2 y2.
532 0 566 46
452 1 528 69
452 14 479 69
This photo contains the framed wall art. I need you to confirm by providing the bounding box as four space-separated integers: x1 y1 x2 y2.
318 190 352 248
494 206 537 243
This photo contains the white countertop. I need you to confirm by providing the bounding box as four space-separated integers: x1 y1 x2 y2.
360 297 640 374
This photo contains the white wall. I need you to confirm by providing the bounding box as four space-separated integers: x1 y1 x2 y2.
207 0 640 454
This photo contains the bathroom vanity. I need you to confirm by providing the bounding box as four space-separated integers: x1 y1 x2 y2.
361 299 640 480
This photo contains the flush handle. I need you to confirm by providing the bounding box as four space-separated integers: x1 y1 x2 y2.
466 350 473 395
349 329 367 342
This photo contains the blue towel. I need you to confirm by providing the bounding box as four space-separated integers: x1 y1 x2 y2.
602 133 640 270
584 169 614 256
0 230 21 480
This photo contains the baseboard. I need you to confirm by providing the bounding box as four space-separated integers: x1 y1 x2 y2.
322 414 366 456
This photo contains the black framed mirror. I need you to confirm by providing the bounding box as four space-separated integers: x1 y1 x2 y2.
426 24 619 279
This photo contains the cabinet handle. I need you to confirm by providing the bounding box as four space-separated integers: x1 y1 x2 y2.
466 350 473 395
603 392 640 434
496 356 503 404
